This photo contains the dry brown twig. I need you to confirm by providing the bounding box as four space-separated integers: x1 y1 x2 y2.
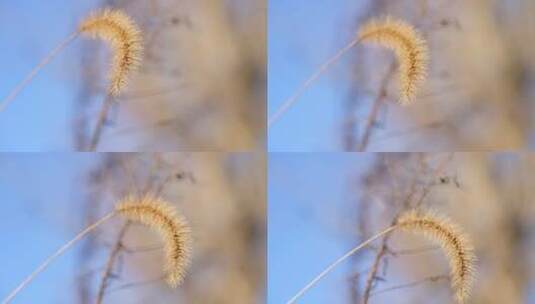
88 95 115 151
95 221 132 304
356 61 396 151
105 275 167 295
369 274 449 298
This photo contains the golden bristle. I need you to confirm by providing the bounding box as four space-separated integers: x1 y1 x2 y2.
78 9 143 95
397 210 476 303
358 16 428 105
116 196 192 287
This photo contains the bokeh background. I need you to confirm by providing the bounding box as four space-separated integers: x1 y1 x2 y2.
269 0 535 151
0 153 265 303
269 153 535 303
0 0 265 151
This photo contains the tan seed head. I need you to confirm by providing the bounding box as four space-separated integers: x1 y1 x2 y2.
116 196 192 287
79 9 143 96
397 210 476 303
358 16 428 105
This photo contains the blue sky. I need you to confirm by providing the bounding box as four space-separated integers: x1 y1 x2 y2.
268 153 374 303
268 0 367 151
0 153 99 303
0 1 99 151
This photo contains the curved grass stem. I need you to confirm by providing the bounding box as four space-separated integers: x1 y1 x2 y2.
268 38 361 128
1 211 116 304
0 32 79 113
286 225 396 304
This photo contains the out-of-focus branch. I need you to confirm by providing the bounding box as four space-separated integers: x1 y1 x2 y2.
88 95 114 151
95 221 131 304
369 274 449 298
357 62 396 151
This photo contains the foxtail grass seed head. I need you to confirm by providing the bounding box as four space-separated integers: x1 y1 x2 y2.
397 210 476 303
79 9 143 96
358 16 428 105
116 196 192 287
